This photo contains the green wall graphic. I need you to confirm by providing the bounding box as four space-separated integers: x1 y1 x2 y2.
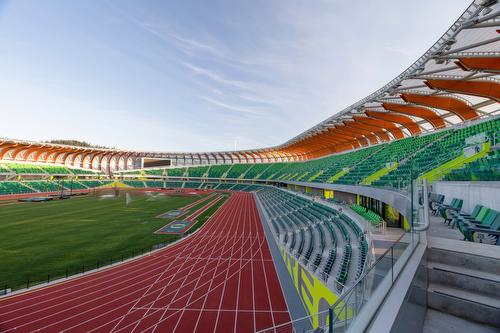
278 245 352 328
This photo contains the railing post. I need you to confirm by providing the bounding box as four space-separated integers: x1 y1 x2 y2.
391 246 394 283
329 307 334 333
343 302 348 330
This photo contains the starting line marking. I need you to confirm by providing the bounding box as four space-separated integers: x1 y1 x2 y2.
156 209 186 219
154 220 195 235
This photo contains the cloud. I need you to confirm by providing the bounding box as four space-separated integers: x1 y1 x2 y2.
140 23 226 58
179 61 252 90
0 0 473 151
200 96 265 117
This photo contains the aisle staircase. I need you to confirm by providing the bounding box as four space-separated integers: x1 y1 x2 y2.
361 162 398 185
203 166 210 178
326 168 349 183
420 142 490 183
222 165 233 179
425 237 500 328
20 181 40 193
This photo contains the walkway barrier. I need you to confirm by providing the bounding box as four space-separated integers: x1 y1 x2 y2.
257 231 420 332
1 243 166 295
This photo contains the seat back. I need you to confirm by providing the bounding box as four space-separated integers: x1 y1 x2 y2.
439 203 448 219
454 199 464 210
437 194 445 203
481 210 498 227
490 214 500 231
475 207 491 222
469 204 483 218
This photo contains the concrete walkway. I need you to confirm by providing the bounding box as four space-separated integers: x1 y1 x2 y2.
428 213 464 241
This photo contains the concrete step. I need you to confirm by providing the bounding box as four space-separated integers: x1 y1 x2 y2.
428 262 500 299
423 309 499 333
427 283 500 327
427 249 500 276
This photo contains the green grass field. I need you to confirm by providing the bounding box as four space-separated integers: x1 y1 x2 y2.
0 192 220 290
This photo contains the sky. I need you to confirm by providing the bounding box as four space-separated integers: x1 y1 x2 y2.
0 0 471 152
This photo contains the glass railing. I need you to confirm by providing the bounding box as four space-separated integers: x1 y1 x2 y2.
257 231 421 333
258 178 424 332
327 231 419 332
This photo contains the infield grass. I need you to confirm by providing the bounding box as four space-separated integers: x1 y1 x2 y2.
0 192 213 290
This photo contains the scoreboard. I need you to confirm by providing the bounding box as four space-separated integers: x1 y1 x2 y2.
141 158 171 168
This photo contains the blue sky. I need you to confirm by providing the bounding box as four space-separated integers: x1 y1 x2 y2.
0 0 470 152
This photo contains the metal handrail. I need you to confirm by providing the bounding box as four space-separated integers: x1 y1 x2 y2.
329 232 407 310
414 178 430 231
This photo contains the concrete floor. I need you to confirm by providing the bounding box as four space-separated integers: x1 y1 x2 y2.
428 213 465 241
423 309 499 333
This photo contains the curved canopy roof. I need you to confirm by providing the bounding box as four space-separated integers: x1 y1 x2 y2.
276 0 500 159
0 0 499 171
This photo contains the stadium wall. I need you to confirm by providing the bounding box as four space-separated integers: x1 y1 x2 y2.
282 180 412 220
432 181 500 213
117 175 413 227
278 244 351 329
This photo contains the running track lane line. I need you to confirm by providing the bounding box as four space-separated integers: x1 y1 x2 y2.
0 195 235 329
0 192 291 333
0 195 260 330
9 196 245 332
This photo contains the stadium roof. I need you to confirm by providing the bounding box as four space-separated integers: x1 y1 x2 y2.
0 0 499 171
277 0 500 159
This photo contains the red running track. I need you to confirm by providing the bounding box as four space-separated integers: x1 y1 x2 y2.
0 192 290 333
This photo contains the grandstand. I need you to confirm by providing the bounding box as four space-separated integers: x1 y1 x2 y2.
122 180 145 188
187 166 209 178
207 164 232 178
0 162 100 176
0 181 33 195
0 1 499 333
257 188 369 289
145 180 164 188
166 167 185 177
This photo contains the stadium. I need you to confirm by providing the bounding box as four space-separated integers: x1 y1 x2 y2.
0 1 499 332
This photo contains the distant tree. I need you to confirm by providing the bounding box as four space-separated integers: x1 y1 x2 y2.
44 139 114 149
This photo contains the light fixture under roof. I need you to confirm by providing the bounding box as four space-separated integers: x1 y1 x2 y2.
475 0 497 7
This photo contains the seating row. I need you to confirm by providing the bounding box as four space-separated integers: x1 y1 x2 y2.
432 195 500 246
257 188 368 286
141 118 500 190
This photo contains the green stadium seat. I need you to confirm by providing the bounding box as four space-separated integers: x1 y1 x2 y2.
207 165 232 178
0 181 34 195
243 163 271 179
123 180 146 188
184 181 202 189
226 164 253 179
461 212 500 242
187 166 209 178
167 168 185 177
145 181 164 188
